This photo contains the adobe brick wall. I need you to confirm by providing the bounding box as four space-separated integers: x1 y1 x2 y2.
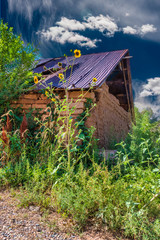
10 91 95 120
85 83 131 148
11 87 130 149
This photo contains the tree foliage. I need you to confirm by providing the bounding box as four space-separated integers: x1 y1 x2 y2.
0 20 37 115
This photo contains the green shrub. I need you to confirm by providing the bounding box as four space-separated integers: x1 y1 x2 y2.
0 20 38 115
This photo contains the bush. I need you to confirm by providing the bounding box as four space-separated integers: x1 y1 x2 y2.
0 20 38 115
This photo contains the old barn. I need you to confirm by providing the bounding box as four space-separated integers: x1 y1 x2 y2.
11 49 134 148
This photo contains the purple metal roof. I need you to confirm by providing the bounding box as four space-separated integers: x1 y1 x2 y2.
34 49 128 90
36 58 53 67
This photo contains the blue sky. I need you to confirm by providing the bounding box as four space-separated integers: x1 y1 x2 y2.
1 0 160 117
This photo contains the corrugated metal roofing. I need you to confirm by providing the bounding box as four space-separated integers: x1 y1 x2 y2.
34 49 128 90
36 58 53 67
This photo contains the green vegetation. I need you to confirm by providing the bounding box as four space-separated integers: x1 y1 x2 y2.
0 106 159 239
0 23 160 240
0 20 38 115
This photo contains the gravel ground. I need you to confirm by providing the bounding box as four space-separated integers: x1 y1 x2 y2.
0 191 122 240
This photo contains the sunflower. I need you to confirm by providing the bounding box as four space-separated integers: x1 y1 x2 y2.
58 62 62 67
58 73 64 79
92 78 97 83
74 49 81 58
34 76 38 84
45 90 49 97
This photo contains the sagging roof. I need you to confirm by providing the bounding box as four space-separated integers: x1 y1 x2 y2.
34 49 129 90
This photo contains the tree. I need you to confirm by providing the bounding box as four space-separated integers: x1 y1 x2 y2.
0 20 37 115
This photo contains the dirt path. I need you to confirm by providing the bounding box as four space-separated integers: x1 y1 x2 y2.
0 191 123 240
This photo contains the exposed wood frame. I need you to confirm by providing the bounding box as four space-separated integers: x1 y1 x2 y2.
126 59 135 122
121 60 131 115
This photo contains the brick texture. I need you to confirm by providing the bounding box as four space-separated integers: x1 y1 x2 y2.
11 87 131 149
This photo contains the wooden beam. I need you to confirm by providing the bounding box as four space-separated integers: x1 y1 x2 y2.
126 59 135 122
123 56 133 59
121 61 131 113
116 93 127 97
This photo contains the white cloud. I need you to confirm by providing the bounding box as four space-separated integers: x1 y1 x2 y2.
38 14 119 48
38 26 99 48
123 26 137 35
57 17 86 31
123 24 157 36
125 12 130 17
133 78 160 118
56 15 118 36
83 14 118 36
38 14 157 48
140 90 152 97
140 77 160 97
140 24 157 35
134 100 160 117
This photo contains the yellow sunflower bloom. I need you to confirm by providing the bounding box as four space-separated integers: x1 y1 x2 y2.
45 90 49 96
58 62 62 67
58 73 64 79
74 49 81 58
34 76 38 84
92 78 97 83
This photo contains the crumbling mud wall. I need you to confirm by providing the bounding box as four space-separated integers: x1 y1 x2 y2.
11 86 130 149
10 91 95 121
85 83 131 148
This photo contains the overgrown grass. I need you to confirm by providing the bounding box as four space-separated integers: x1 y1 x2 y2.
0 107 160 239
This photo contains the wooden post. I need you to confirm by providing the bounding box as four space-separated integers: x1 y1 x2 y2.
121 60 131 115
126 59 135 123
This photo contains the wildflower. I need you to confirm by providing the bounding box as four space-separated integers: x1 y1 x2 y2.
34 76 38 84
51 98 55 102
74 49 81 58
58 62 62 67
45 90 49 96
92 77 97 83
58 73 64 79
